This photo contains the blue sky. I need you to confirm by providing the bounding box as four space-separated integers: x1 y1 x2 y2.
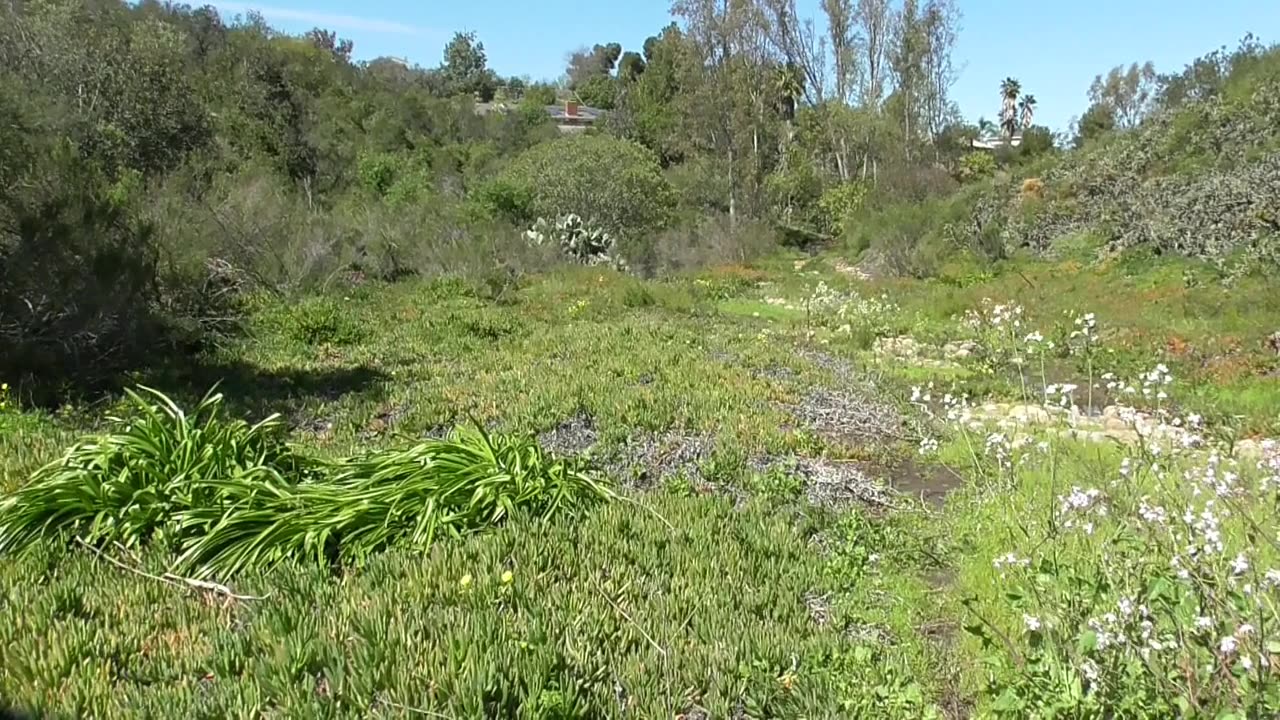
209 1 1278 133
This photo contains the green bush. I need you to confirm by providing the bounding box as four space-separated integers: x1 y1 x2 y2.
818 182 868 237
957 151 997 182
0 142 168 391
495 134 674 241
285 297 365 346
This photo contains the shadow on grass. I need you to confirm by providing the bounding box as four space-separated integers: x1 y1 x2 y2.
139 358 391 420
0 702 41 720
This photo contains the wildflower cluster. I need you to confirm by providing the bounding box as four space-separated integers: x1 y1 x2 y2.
962 299 1026 332
916 298 1280 713
806 281 900 335
0 382 9 413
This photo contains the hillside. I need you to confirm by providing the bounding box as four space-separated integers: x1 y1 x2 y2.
850 40 1280 278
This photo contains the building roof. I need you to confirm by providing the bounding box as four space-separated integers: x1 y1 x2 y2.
971 134 1023 150
473 101 606 128
545 105 605 122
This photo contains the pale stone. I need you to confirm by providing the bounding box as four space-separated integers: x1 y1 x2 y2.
1103 416 1130 432
1009 404 1052 425
1107 429 1141 445
1235 439 1263 460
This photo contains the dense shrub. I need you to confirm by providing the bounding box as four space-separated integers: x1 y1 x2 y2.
0 144 166 390
817 182 868 237
495 134 675 243
956 151 997 182
636 215 780 276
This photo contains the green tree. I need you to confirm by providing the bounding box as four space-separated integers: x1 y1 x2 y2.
612 24 685 164
1019 94 1036 130
1073 102 1116 147
494 134 674 240
1088 61 1158 128
1016 124 1054 158
441 31 496 100
618 51 647 82
567 42 623 88
575 75 618 109
523 83 558 106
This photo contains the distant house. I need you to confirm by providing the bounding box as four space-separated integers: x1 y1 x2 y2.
971 133 1023 150
473 99 605 133
546 100 603 133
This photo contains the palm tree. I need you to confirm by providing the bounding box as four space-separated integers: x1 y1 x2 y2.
1000 77 1021 138
773 63 804 122
977 117 997 138
1019 95 1037 130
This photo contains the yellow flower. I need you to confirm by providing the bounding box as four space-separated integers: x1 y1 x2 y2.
459 573 473 589
501 570 514 585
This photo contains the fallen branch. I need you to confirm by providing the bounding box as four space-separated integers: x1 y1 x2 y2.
595 585 667 658
74 537 269 601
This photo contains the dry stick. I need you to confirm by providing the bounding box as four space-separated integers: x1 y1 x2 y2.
617 494 676 533
595 585 667 658
74 537 269 601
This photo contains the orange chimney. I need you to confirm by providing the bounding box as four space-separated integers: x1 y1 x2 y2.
565 100 579 118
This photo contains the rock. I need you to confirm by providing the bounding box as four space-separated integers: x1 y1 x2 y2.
1008 404 1052 425
1235 439 1264 460
942 340 981 361
1268 331 1280 356
1106 429 1141 445
881 336 921 357
1103 416 1131 432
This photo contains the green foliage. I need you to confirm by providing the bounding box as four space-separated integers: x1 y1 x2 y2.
764 152 825 231
522 83 558 106
574 74 618 110
0 386 312 558
1015 126 1055 160
284 297 366 346
818 182 869 236
441 31 496 100
472 176 536 225
0 140 167 390
1073 103 1116 147
497 134 675 242
0 387 611 576
957 151 998 182
0 490 935 718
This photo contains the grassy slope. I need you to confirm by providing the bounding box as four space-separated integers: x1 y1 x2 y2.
1 251 1278 717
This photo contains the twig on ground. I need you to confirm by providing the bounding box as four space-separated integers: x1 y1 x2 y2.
74 537 269 601
618 494 676 532
595 585 667 658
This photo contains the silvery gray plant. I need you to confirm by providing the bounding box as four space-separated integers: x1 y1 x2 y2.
526 214 627 270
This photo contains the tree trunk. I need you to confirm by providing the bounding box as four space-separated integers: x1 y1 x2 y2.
728 141 737 227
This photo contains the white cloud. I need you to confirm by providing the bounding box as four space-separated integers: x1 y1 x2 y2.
212 2 433 36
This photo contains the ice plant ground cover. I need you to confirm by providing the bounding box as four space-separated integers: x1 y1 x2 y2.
1 252 1279 717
